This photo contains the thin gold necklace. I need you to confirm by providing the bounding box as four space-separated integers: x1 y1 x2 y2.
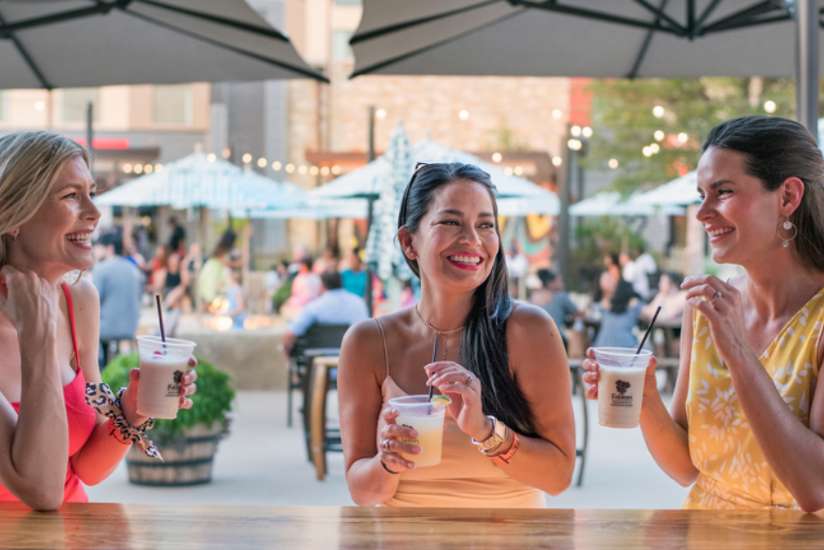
415 304 464 362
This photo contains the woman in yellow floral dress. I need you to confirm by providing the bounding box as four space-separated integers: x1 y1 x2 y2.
583 115 824 512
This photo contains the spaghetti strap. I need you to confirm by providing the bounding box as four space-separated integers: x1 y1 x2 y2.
60 282 81 372
374 318 390 381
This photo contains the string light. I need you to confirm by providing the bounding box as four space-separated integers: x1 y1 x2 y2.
649 143 660 154
582 126 593 138
677 132 689 144
134 164 144 174
570 125 582 137
206 153 216 162
298 165 308 175
652 105 665 118
552 109 563 120
122 163 133 174
608 158 619 169
143 164 154 174
285 163 295 174
257 157 268 168
241 153 252 164
272 161 282 171
310 166 319 176
513 166 524 176
320 166 330 176
458 109 470 121
551 156 563 167
491 152 502 163
331 165 342 175
376 108 387 119
654 130 665 142
764 100 777 114
567 138 582 151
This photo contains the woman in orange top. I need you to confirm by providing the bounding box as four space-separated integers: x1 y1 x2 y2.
0 132 198 510
338 162 575 507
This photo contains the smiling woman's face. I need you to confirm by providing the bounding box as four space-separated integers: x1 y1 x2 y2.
408 179 499 294
10 156 100 279
695 147 784 266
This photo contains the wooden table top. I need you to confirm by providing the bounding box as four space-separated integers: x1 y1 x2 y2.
2 503 822 550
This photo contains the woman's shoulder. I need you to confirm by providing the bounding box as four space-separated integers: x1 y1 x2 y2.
64 275 99 311
506 301 556 339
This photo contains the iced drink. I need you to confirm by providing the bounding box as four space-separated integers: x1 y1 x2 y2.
595 347 651 429
136 335 196 419
389 395 447 468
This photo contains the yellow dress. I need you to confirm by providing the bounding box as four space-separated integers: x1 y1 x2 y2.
685 287 824 509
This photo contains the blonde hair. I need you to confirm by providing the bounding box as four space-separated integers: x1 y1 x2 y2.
0 131 88 266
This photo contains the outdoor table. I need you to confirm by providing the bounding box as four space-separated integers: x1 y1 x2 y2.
2 503 822 549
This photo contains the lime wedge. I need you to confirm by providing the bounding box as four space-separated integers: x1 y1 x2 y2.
429 394 452 409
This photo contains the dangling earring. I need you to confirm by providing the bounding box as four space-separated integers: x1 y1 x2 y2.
778 219 798 248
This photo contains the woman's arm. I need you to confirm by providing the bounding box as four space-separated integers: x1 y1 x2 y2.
684 276 824 511
495 304 576 494
638 304 698 486
65 278 131 485
0 268 69 510
338 320 403 505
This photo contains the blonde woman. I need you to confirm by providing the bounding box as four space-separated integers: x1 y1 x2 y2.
0 132 197 510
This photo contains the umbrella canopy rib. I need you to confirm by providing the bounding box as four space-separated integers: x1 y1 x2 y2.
628 0 670 79
0 2 124 34
0 10 51 89
351 8 525 78
136 0 290 43
513 1 685 34
119 8 329 82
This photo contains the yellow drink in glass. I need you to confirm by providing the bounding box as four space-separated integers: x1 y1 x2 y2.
389 395 447 468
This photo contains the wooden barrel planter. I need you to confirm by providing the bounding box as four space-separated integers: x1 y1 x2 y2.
126 422 226 486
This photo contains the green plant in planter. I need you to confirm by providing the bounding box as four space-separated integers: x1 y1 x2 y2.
102 353 235 445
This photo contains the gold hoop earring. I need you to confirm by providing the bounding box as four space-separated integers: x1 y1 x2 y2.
778 219 798 248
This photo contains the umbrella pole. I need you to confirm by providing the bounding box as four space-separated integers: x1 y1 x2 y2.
796 0 819 137
365 196 376 316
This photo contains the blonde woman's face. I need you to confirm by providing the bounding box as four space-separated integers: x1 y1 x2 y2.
13 156 100 277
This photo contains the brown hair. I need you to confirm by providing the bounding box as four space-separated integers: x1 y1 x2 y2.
702 116 824 271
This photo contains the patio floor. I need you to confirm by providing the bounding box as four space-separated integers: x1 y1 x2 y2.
88 391 689 508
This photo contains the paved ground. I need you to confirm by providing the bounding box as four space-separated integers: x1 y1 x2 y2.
88 390 689 508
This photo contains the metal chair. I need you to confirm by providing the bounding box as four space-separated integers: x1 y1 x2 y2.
286 323 349 426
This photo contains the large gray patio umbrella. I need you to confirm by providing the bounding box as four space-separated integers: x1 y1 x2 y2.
350 0 820 131
0 0 326 87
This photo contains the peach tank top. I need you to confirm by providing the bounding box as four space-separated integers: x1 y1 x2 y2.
375 319 544 508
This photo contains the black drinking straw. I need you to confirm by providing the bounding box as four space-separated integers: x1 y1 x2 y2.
636 305 662 354
155 294 167 349
427 334 440 407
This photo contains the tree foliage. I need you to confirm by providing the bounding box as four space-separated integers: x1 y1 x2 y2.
586 77 796 194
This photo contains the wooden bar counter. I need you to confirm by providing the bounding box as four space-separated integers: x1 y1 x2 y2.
1 503 822 549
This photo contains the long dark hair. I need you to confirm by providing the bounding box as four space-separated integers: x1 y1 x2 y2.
397 162 536 435
702 116 824 272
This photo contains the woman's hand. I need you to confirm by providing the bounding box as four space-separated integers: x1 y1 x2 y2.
377 406 420 473
0 266 60 347
425 361 490 440
121 357 198 427
580 347 658 402
681 275 751 367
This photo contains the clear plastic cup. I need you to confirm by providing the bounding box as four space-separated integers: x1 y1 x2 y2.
136 335 196 419
594 346 652 428
388 395 447 468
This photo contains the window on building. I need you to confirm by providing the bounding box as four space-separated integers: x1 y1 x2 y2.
61 88 100 124
153 85 193 125
332 30 353 61
335 0 361 5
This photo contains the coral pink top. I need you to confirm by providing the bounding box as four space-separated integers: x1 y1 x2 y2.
0 282 97 503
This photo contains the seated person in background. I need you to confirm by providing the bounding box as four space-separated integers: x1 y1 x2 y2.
282 257 322 319
641 271 687 326
592 258 643 349
281 270 369 356
531 268 580 350
225 269 246 330
341 247 369 300
338 162 574 508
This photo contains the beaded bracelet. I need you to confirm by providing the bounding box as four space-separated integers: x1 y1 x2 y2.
85 382 163 460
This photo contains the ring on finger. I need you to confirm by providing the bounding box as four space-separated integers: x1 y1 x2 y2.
712 290 723 301
381 439 391 452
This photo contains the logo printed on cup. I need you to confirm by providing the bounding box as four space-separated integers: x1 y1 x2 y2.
611 379 633 407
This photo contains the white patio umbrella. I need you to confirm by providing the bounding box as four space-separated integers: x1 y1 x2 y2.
570 191 685 216
313 138 559 214
350 0 821 130
0 0 325 88
96 153 305 212
634 171 700 208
